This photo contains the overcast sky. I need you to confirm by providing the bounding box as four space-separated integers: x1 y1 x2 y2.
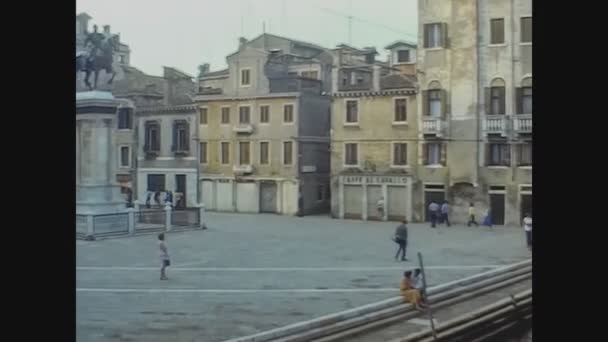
76 0 418 76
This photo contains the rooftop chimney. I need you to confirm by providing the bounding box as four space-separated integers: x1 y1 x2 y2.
239 37 248 50
198 63 210 77
103 25 111 34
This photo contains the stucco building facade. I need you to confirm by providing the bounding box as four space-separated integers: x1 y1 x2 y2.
330 43 419 221
195 34 333 216
417 0 532 225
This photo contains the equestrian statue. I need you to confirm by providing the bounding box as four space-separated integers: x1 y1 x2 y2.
76 24 119 90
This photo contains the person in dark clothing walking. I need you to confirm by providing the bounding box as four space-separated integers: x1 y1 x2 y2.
428 201 439 228
440 200 451 227
393 220 408 261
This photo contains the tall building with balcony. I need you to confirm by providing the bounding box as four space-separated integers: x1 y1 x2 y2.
330 43 419 221
195 34 333 215
417 0 532 225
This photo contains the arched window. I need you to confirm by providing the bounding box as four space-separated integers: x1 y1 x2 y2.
487 78 506 115
517 77 532 114
424 81 445 117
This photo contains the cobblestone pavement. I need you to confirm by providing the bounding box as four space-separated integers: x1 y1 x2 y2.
76 212 531 342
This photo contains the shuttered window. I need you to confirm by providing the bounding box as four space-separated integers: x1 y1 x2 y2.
345 143 358 166
521 17 532 43
393 143 408 166
487 143 511 166
346 100 358 123
394 98 407 122
490 19 505 44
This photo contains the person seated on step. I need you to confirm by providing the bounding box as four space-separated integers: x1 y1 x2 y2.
411 268 427 302
400 271 428 311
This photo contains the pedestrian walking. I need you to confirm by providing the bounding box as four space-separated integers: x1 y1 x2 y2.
165 190 173 208
158 233 170 280
377 197 385 220
482 209 493 228
440 200 451 227
428 201 439 228
467 202 479 227
392 220 408 261
523 213 532 251
145 191 152 209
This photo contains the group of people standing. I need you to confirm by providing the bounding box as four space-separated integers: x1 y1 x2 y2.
145 190 183 209
427 201 494 229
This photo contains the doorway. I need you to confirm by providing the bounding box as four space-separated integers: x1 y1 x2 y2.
489 193 505 225
175 174 186 208
424 188 446 221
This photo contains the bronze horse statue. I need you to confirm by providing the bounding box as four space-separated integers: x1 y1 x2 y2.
76 35 119 90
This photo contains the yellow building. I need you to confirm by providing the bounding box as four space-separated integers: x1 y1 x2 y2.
330 44 419 221
195 34 333 215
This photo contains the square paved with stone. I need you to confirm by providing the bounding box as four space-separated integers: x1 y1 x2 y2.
77 213 531 341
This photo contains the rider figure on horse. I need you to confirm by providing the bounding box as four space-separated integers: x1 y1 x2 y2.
84 25 105 68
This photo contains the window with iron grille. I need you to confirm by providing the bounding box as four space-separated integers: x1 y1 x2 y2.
394 98 407 122
487 143 511 166
393 143 408 166
283 141 293 165
239 106 251 124
144 121 160 152
346 100 358 123
118 108 133 129
221 107 230 124
284 104 294 123
173 121 189 152
345 143 358 166
260 105 270 123
490 18 505 44
260 142 269 165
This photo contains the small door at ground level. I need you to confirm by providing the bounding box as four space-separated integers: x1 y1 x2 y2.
424 191 445 221
260 182 278 213
366 185 382 220
490 194 505 225
344 185 362 219
520 194 532 223
202 181 215 210
387 186 407 221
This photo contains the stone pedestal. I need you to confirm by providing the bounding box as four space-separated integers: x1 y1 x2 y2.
76 91 130 215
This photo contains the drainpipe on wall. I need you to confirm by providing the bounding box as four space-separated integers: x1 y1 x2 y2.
474 0 481 188
510 0 517 183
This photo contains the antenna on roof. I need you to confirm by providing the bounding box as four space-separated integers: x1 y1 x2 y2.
263 21 266 34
